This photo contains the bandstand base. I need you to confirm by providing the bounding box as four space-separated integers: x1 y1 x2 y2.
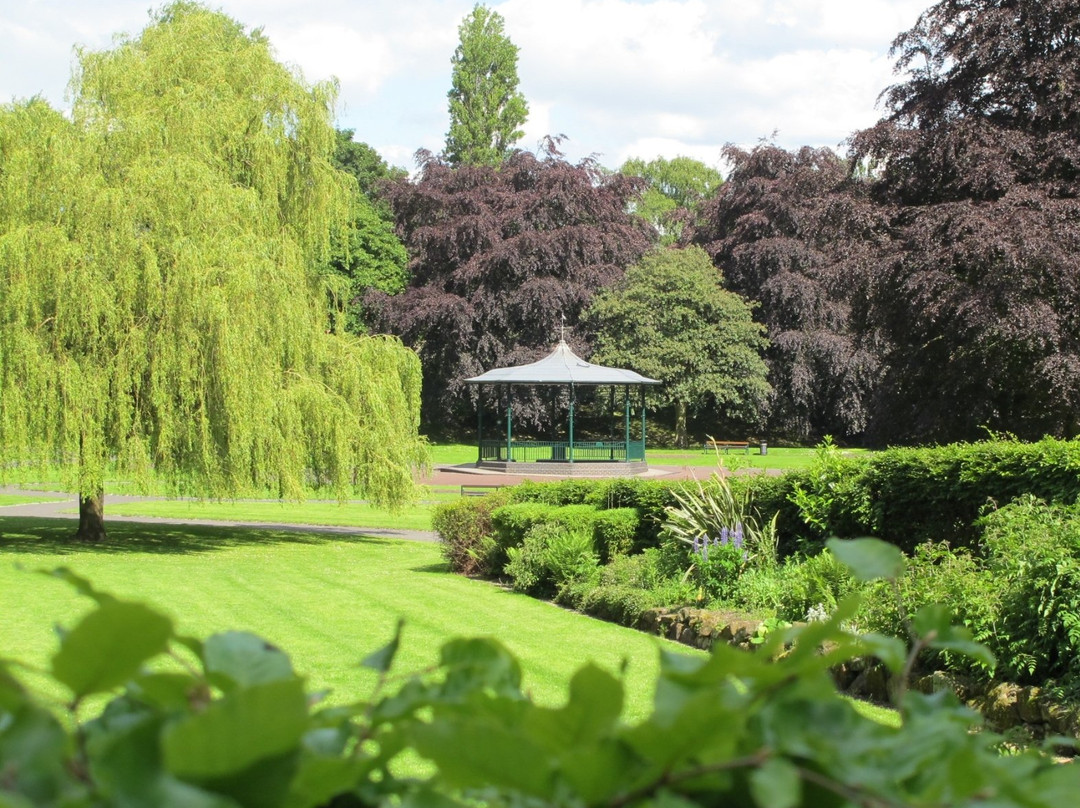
475 460 649 477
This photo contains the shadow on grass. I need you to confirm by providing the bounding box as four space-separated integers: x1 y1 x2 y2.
410 562 453 574
0 517 403 556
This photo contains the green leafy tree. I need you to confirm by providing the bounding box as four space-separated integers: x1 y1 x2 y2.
332 129 406 206
585 246 770 447
620 155 723 243
328 130 409 331
0 3 426 541
444 4 529 167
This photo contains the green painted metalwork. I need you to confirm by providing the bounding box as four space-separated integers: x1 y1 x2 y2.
479 440 643 463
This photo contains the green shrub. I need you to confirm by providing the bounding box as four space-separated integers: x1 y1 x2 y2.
662 472 780 572
688 536 746 604
769 549 861 623
575 549 694 625
729 472 808 556
507 479 598 506
578 583 657 628
432 489 513 576
591 507 639 562
585 477 675 548
787 436 867 541
856 541 997 675
505 523 599 599
979 496 1080 684
491 501 559 555
844 438 1080 551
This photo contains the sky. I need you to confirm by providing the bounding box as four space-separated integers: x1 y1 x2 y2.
0 0 932 172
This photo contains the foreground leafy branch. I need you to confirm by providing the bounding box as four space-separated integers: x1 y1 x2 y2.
2 544 1078 807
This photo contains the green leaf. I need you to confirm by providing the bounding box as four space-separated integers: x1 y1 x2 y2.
39 566 118 606
437 637 523 700
163 678 308 779
857 632 908 674
361 619 403 673
749 757 801 808
913 605 996 670
198 750 299 808
284 756 374 808
525 664 622 748
411 718 553 797
203 631 294 690
51 600 174 698
0 698 70 804
130 672 203 711
827 537 905 581
88 713 236 808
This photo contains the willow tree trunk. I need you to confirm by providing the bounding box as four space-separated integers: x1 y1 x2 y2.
675 400 688 449
76 490 107 542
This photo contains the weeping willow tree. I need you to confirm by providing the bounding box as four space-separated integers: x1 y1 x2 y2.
0 2 426 541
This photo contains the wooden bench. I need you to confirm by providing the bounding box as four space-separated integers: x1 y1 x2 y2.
460 484 506 497
703 439 750 454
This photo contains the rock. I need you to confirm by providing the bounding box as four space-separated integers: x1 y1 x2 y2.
1016 687 1044 725
981 683 1021 731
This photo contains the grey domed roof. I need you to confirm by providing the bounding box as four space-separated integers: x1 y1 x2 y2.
465 340 660 386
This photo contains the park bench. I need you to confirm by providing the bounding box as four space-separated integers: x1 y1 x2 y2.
702 439 750 454
460 484 507 497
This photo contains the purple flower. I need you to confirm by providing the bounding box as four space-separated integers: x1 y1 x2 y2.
720 526 729 545
733 524 744 550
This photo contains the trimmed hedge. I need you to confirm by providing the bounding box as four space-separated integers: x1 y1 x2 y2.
851 439 1080 550
591 507 639 562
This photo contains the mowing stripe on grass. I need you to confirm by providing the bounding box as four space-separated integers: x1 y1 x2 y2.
0 517 698 722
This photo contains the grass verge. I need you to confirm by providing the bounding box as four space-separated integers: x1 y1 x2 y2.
0 494 66 507
99 499 437 532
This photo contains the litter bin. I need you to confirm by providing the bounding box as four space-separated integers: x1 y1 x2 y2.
760 441 768 456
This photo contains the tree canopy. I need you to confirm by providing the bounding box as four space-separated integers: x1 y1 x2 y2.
694 144 886 443
369 147 653 434
585 246 770 446
849 0 1080 442
0 2 426 539
444 4 529 167
620 156 724 244
328 131 409 332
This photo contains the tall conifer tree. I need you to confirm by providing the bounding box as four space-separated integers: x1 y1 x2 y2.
444 4 529 167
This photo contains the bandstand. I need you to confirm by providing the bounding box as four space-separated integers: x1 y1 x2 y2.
465 340 661 476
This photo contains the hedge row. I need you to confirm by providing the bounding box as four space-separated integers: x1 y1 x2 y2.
787 438 1080 552
435 437 1080 565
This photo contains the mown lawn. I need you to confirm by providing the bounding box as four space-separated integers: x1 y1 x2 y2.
429 441 862 472
0 493 66 507
99 498 438 532
0 516 700 722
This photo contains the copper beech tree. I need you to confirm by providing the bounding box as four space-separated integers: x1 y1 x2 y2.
0 3 426 541
369 145 653 433
850 0 1080 442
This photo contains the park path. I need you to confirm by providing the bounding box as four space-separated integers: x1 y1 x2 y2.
0 462 750 543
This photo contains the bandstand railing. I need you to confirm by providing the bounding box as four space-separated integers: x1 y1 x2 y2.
479 439 645 463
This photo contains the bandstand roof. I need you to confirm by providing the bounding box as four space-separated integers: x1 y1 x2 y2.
465 340 660 386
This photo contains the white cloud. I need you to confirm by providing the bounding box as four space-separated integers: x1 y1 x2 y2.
0 0 934 170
